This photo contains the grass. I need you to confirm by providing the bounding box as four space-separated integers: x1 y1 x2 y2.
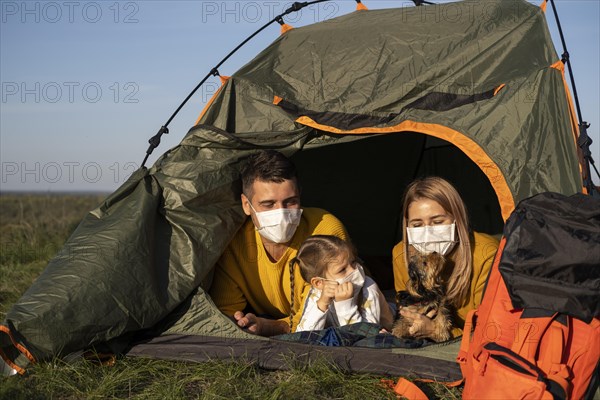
0 194 107 320
0 193 462 399
1 355 406 399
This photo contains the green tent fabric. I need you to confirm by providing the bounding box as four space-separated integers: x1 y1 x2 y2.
1 0 586 377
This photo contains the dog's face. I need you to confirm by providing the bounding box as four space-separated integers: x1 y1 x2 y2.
406 251 446 297
393 251 453 342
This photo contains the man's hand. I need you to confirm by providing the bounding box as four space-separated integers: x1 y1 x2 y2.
334 281 354 302
233 311 290 337
398 307 436 338
233 311 261 333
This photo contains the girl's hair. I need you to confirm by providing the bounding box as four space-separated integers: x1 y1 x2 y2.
288 235 357 328
401 176 473 307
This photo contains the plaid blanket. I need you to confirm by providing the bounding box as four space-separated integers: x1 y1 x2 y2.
274 323 429 348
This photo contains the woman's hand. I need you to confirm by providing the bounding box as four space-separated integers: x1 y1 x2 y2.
398 307 437 338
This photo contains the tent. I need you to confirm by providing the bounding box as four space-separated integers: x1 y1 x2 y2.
0 0 591 379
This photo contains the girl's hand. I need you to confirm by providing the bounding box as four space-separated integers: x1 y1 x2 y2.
399 307 437 338
334 281 354 302
317 280 338 311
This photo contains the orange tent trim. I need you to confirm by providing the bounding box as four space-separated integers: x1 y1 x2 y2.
295 116 515 221
493 84 506 96
280 23 293 35
550 60 586 193
195 76 230 125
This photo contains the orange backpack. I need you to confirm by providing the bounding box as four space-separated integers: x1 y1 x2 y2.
458 192 600 400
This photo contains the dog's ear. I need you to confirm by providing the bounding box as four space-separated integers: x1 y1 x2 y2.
419 252 446 290
406 259 422 298
408 259 419 281
429 252 446 274
408 253 427 278
425 252 446 280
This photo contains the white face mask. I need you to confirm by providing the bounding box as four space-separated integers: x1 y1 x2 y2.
248 202 303 244
335 263 366 295
406 223 457 255
318 263 366 295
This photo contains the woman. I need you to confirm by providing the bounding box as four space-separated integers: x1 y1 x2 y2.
392 176 499 339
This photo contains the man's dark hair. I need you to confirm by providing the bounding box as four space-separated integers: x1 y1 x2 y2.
241 150 298 197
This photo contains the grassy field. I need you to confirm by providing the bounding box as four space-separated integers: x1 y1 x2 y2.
0 193 461 399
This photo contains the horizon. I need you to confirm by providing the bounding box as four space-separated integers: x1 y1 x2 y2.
2 0 599 193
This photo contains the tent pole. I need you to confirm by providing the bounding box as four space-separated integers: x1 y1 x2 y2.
141 0 333 167
548 0 598 195
577 123 600 196
548 0 583 123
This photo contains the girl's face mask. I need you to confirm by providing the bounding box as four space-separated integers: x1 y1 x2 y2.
335 263 365 294
249 202 303 244
319 263 366 296
406 222 457 255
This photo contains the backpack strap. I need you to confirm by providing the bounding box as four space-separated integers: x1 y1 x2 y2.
393 377 429 400
539 315 571 396
510 314 552 357
540 316 568 374
511 311 571 397
457 308 476 368
511 312 565 367
0 325 35 375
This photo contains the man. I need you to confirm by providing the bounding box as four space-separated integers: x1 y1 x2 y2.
209 150 348 336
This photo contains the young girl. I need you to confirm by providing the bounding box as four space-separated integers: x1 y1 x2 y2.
290 235 393 332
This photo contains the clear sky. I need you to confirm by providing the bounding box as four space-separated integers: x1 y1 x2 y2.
1 0 598 192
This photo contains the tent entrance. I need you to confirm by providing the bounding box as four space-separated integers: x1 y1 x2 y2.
291 131 504 290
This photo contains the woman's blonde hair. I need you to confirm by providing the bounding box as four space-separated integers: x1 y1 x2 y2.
288 235 356 328
401 176 473 307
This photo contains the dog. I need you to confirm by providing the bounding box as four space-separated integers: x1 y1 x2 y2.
391 251 453 342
